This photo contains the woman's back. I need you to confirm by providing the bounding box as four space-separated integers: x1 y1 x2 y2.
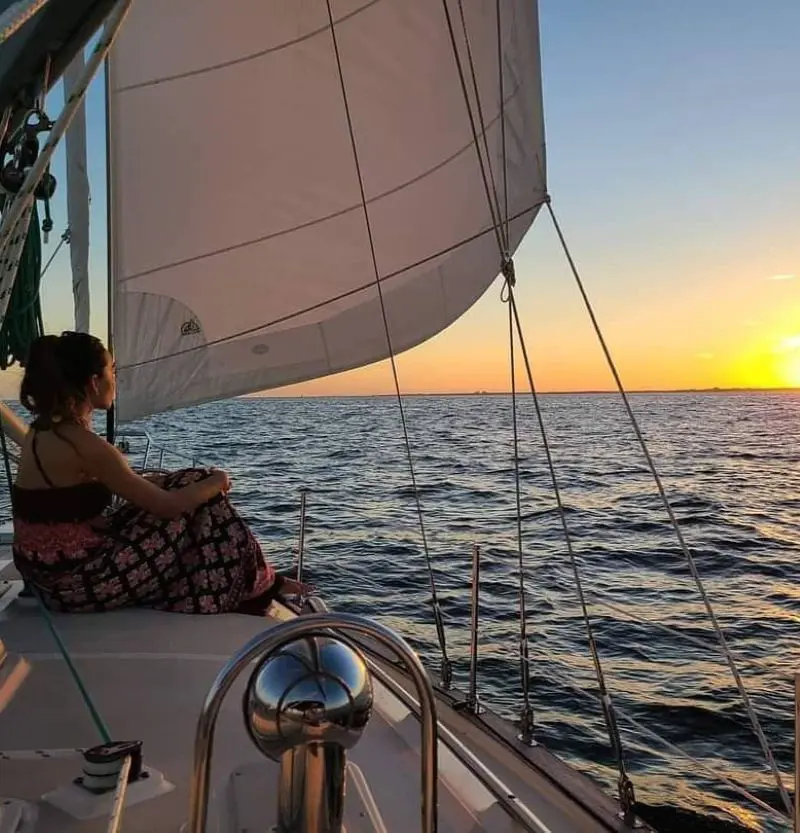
16 423 93 489
13 424 113 524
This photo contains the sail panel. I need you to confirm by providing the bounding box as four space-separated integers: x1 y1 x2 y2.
110 0 546 420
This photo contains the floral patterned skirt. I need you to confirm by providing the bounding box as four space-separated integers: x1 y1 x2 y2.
12 468 275 614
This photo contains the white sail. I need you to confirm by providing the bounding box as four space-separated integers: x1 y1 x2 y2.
109 0 546 421
63 49 91 333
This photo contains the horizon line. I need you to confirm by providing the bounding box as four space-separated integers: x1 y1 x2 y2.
252 385 800 399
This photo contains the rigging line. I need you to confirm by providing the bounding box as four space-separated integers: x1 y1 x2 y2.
496 0 509 246
489 642 790 827
508 299 534 734
588 594 722 657
440 0 505 256
507 285 635 801
615 741 789 831
324 0 451 682
544 198 794 817
445 0 548 736
455 0 507 253
40 227 69 278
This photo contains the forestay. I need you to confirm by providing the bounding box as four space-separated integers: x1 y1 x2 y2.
109 0 546 421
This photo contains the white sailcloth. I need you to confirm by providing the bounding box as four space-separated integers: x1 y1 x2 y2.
63 49 91 333
109 0 546 422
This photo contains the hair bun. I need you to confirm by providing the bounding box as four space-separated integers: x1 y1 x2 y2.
21 334 60 369
19 332 107 424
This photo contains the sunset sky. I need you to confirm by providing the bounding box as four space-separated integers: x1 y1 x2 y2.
5 0 799 397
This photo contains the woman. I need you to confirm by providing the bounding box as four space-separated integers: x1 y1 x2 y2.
10 331 309 614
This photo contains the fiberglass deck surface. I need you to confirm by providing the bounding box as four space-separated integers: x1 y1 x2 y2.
0 548 651 832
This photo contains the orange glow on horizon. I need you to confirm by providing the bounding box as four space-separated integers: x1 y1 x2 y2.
263 329 800 398
264 250 800 397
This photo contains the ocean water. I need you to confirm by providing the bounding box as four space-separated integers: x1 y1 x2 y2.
12 392 800 831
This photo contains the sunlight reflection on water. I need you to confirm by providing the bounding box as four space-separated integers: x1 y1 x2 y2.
124 391 800 832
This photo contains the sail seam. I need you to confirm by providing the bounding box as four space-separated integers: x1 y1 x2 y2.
113 0 385 94
116 84 522 286
118 201 542 371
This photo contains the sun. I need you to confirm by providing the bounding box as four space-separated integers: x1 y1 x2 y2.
776 336 800 387
784 355 800 388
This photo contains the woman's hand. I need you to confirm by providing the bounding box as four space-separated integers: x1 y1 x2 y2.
208 469 232 495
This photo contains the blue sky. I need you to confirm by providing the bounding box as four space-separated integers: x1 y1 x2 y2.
19 1 800 394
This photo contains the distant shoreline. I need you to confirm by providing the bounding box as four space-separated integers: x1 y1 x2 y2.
2 388 797 407
257 387 800 399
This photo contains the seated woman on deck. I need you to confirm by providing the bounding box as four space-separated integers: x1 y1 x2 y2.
9 331 309 614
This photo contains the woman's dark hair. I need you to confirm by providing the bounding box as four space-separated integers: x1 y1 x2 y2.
20 332 108 427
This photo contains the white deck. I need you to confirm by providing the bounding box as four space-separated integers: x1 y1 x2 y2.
0 550 652 833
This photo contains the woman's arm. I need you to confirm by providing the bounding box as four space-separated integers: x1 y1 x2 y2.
72 429 227 519
0 402 29 447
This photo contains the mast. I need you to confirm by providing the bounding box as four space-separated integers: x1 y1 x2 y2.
63 49 91 335
104 55 115 444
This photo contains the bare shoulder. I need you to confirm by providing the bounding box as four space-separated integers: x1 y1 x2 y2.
61 425 119 460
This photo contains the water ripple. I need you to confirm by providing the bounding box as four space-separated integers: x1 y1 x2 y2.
127 392 800 833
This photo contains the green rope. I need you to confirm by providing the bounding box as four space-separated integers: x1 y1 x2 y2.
30 586 113 745
0 200 44 370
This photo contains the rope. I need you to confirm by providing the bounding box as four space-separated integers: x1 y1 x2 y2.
589 594 722 656
439 0 507 257
506 286 636 812
495 0 509 248
441 0 544 737
41 226 69 278
544 198 794 817
440 0 634 802
442 0 787 814
492 642 790 827
323 0 452 685
508 296 534 740
30 587 113 744
0 199 35 330
454 0 506 253
0 201 44 369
